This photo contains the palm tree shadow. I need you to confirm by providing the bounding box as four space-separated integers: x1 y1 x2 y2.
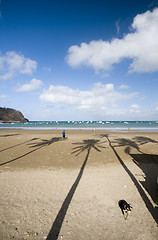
100 134 158 223
46 139 104 240
0 137 62 166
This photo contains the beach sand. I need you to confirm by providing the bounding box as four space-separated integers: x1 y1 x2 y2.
0 129 158 240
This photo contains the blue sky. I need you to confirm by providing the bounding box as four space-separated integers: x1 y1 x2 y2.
0 0 158 121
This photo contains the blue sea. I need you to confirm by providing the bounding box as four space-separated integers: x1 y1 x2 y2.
0 121 158 132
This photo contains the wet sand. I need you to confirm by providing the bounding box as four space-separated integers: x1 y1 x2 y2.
0 129 158 239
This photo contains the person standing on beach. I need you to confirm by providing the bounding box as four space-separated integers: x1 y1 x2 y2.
62 130 66 138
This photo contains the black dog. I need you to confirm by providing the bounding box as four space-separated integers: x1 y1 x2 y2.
118 199 132 219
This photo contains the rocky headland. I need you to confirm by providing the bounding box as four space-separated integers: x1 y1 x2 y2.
0 107 29 123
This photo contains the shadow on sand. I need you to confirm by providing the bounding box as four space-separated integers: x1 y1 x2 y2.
0 133 20 137
125 146 158 212
46 139 104 240
112 136 157 154
0 137 39 153
101 134 158 224
0 137 62 166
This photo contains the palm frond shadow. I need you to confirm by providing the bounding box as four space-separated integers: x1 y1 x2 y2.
133 136 157 146
0 138 39 153
0 137 62 166
72 139 106 156
27 137 62 148
111 136 157 154
46 139 104 240
112 138 140 151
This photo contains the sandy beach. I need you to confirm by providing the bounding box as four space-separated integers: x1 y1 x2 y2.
0 129 158 240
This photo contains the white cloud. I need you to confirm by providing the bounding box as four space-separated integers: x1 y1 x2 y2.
40 82 138 115
16 78 42 92
43 66 52 72
66 8 158 73
119 84 130 89
0 94 7 99
131 104 140 109
130 104 141 113
115 19 120 34
0 51 37 80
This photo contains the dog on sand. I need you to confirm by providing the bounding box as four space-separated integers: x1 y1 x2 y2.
118 199 132 220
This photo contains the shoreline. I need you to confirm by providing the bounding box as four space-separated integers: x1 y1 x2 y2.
1 127 158 133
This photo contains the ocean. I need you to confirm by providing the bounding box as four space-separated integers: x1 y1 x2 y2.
0 121 158 132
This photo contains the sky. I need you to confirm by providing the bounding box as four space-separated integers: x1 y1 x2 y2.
0 0 158 121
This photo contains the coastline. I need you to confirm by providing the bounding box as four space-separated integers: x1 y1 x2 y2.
0 129 158 239
0 120 158 133
1 127 158 133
